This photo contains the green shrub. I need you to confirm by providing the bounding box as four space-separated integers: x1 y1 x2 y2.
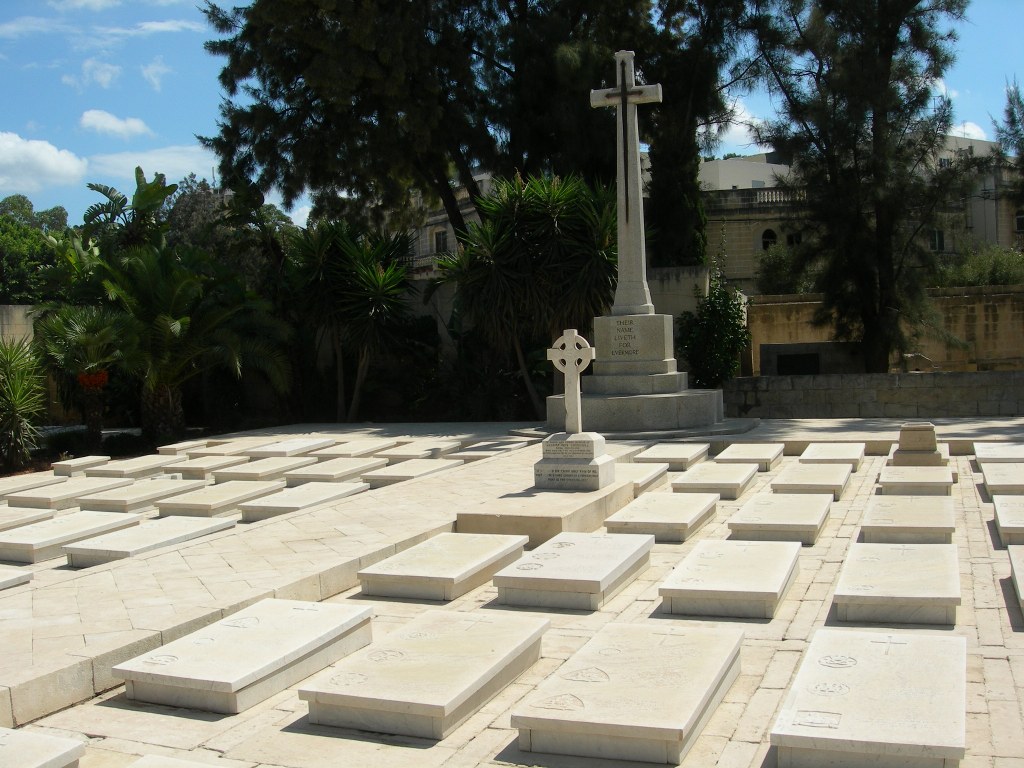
676 264 751 388
935 244 1024 287
0 336 46 469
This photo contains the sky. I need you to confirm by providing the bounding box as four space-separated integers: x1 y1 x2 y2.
0 0 1020 229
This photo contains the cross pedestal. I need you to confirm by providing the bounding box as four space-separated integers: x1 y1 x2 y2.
535 330 615 491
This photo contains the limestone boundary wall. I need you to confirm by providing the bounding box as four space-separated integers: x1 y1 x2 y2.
723 370 1024 419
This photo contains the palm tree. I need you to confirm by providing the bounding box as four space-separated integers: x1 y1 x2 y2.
99 241 291 443
0 337 45 470
33 305 135 451
83 166 177 251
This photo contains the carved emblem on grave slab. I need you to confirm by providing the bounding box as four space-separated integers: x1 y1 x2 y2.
222 616 260 629
793 710 842 728
368 649 404 662
818 655 857 668
562 667 610 683
330 672 368 687
534 693 584 711
143 654 179 666
810 682 850 697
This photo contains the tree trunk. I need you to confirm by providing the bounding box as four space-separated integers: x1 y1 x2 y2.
347 348 371 422
141 383 184 445
513 335 545 420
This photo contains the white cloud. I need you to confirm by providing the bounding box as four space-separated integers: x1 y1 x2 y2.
0 132 88 193
80 109 153 139
289 205 312 228
49 0 122 10
62 57 121 89
707 100 772 156
141 56 171 91
92 19 204 45
934 78 959 100
952 121 987 141
0 16 70 38
89 144 217 183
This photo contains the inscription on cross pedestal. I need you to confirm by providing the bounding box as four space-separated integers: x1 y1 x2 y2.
548 329 596 434
591 50 662 316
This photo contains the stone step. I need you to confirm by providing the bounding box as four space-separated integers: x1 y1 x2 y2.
878 466 955 496
798 441 866 471
633 442 709 471
77 478 208 513
300 609 548 739
112 598 372 714
512 623 743 764
833 542 960 625
362 458 464 489
860 496 955 543
211 456 317 482
714 442 784 471
284 456 387 485
52 455 109 476
660 539 801 618
159 455 249 480
770 463 851 500
604 491 717 542
0 510 144 563
728 493 832 546
155 480 285 518
6 476 134 510
0 564 32 590
358 532 529 601
243 436 337 457
547 389 724 432
63 516 236 567
84 455 179 479
0 726 85 768
238 482 368 522
771 629 965 767
671 462 758 500
493 532 653 611
582 371 688 395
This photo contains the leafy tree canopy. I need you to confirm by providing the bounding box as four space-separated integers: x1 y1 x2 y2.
995 79 1024 206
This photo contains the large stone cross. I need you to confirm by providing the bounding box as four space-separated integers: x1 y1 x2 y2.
591 50 662 316
548 329 596 434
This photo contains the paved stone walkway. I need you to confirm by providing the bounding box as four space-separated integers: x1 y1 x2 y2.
4 419 1024 767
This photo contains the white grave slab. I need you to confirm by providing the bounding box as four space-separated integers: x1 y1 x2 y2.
0 510 144 563
0 471 65 497
604 492 716 542
728 493 831 546
993 495 1024 546
493 532 653 610
243 436 336 457
113 598 372 714
77 478 207 513
714 442 784 471
771 629 965 768
449 438 533 462
660 539 801 618
798 442 865 471
833 543 960 625
160 454 249 479
860 496 955 544
770 463 851 500
512 623 743 764
156 480 285 517
6 476 134 509
633 442 709 471
52 455 109 476
613 461 668 495
85 454 178 479
375 439 462 463
186 437 278 457
0 564 32 590
358 532 529 600
300 610 548 739
157 438 209 455
310 438 401 458
362 458 464 489
1010 545 1024 613
878 466 954 496
671 462 757 500
239 481 368 521
981 462 1024 495
0 506 55 532
974 441 1024 464
211 455 317 482
127 758 212 768
63 516 236 567
284 456 387 485
0 726 85 768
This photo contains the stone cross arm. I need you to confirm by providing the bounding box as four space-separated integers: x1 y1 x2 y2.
589 82 662 109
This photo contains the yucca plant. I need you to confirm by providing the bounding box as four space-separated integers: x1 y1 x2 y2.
0 336 46 470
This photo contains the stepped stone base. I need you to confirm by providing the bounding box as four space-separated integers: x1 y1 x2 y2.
547 390 724 432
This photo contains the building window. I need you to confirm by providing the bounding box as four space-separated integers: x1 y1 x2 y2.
433 229 448 253
938 157 953 170
761 229 778 251
1016 210 1024 233
930 228 945 252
